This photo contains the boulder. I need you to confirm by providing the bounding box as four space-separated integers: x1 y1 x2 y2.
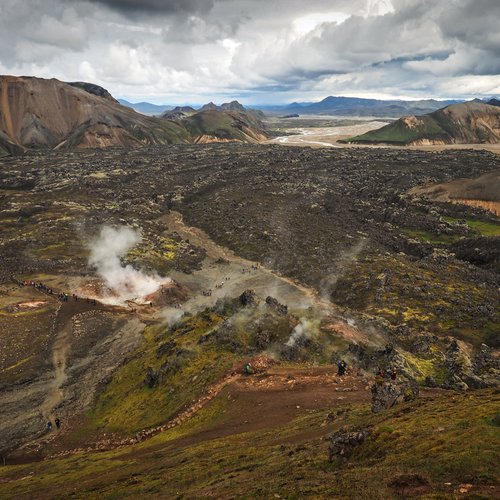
239 289 258 307
328 428 369 461
144 366 159 388
265 296 288 316
371 378 419 413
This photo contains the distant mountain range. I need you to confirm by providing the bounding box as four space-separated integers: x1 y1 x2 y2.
345 100 500 145
259 96 464 118
119 95 500 121
0 76 269 155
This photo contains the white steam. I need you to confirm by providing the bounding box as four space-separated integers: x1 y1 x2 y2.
319 239 367 300
88 225 169 304
285 318 318 347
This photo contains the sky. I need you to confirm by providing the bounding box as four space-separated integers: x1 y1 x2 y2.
0 0 499 105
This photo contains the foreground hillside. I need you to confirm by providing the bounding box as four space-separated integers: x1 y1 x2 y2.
346 102 500 145
0 388 498 498
0 76 268 155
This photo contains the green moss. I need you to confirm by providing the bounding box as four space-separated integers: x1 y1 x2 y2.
400 351 445 384
125 236 182 274
443 216 500 237
401 227 461 244
88 313 234 434
331 254 498 346
464 219 500 237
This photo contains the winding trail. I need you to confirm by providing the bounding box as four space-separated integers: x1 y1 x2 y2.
40 305 69 422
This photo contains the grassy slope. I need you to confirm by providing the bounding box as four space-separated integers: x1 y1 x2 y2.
0 390 498 498
346 115 447 144
443 216 500 237
89 311 231 434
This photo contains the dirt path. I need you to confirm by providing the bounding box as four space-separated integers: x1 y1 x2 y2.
45 365 371 460
164 212 332 310
161 212 383 348
40 304 66 421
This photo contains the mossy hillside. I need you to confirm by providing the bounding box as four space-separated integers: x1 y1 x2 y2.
331 254 498 346
1 390 498 498
125 235 181 275
345 115 447 144
443 216 500 237
89 310 229 433
88 300 340 435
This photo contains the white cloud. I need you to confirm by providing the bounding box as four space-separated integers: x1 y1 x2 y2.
0 0 497 103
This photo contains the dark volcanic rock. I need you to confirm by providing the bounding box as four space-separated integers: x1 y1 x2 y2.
67 81 119 103
328 428 369 461
265 296 288 316
239 289 258 307
371 379 419 413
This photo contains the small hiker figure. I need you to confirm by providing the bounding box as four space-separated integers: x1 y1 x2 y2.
337 360 347 376
243 362 253 375
375 368 385 385
55 418 61 429
47 421 53 431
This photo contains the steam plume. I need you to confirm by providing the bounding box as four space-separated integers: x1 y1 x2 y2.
88 225 169 304
285 318 318 347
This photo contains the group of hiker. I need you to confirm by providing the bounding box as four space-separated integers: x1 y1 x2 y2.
241 265 259 275
19 280 55 296
375 366 397 385
14 276 99 306
336 360 398 382
46 418 62 432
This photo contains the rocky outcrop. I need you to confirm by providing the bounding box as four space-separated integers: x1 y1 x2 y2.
371 379 419 413
265 296 288 316
67 82 118 103
239 289 258 307
328 428 369 461
442 339 499 390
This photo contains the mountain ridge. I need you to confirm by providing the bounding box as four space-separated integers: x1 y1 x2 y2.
259 95 462 117
0 76 268 153
346 101 500 145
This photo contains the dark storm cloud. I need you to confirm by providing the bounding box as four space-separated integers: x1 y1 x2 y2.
438 0 500 56
83 0 214 15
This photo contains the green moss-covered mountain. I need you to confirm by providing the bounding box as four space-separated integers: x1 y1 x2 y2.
345 102 500 145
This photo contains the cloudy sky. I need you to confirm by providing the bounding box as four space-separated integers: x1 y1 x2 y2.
0 0 499 104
